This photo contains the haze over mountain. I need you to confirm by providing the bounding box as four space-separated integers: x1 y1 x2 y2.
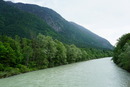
0 0 113 49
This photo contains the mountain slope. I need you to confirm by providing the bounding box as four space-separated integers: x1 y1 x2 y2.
70 22 113 49
0 0 60 39
3 1 113 49
7 2 113 49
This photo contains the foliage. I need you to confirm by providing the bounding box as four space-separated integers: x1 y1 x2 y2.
16 64 30 73
113 33 130 72
0 34 113 78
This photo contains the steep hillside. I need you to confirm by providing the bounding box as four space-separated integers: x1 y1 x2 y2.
7 2 113 49
70 22 113 49
0 0 60 39
2 1 113 49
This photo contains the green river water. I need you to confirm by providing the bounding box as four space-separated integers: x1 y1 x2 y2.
0 57 130 87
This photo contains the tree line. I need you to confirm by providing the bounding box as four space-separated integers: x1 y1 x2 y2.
113 33 130 72
0 34 112 78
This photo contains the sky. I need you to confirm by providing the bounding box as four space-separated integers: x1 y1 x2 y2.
4 0 130 46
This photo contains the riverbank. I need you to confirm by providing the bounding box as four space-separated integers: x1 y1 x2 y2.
0 35 112 79
1 58 130 87
113 33 130 72
0 57 111 79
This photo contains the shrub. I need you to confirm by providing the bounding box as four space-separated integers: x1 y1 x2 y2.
4 67 13 72
0 72 8 78
16 64 30 73
0 64 4 71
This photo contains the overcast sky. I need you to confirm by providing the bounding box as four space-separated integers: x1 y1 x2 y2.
4 0 130 45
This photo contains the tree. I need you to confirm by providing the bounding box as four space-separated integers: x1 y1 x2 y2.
0 42 16 67
33 33 49 68
113 33 130 72
55 40 67 65
45 36 57 67
81 50 88 61
118 42 130 71
21 38 33 66
14 35 23 64
66 44 81 63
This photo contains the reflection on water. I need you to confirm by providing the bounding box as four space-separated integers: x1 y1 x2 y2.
0 57 130 87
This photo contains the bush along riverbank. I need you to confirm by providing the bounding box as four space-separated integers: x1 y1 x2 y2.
113 33 130 72
0 34 113 78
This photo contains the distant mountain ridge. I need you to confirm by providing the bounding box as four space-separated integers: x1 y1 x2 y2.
70 22 113 49
1 0 113 49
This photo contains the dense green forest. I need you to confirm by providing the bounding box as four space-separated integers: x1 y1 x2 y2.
113 33 130 72
0 34 112 78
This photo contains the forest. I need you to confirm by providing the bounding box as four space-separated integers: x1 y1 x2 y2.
0 34 112 78
113 33 130 72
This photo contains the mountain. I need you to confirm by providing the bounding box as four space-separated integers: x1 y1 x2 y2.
70 22 113 49
0 0 62 39
1 1 113 49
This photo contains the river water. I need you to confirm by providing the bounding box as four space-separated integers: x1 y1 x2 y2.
0 57 130 87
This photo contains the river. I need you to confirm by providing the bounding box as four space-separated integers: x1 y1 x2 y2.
0 57 130 87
